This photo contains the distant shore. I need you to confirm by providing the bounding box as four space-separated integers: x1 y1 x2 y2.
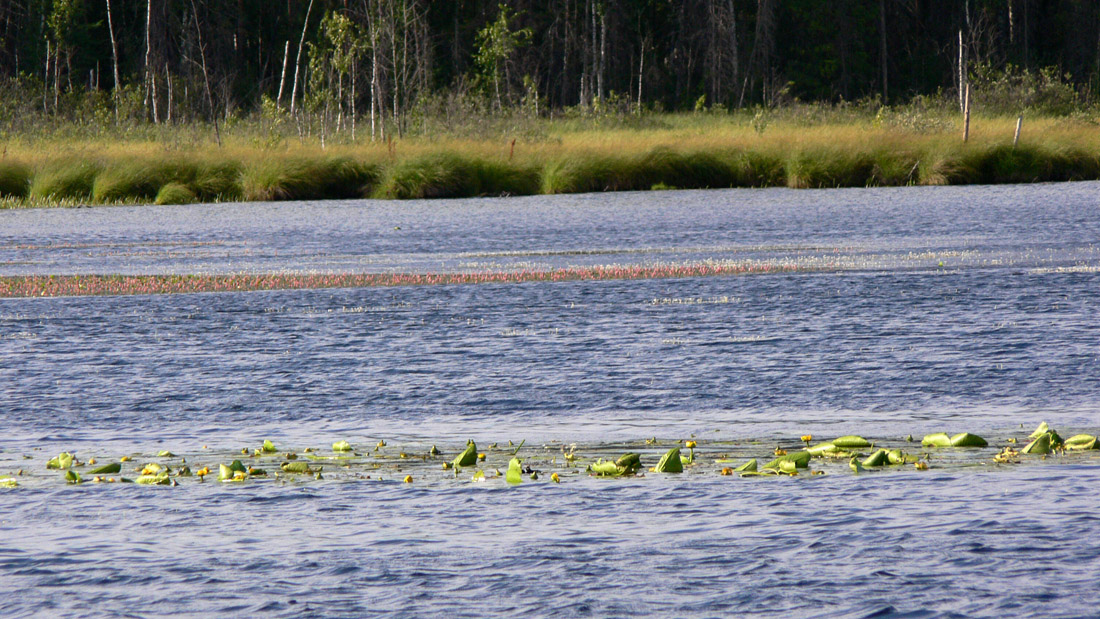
3 112 1099 208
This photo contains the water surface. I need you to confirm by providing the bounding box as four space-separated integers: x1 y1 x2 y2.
2 183 1099 616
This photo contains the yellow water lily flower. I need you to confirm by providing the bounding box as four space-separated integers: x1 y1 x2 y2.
403 475 413 483
550 473 560 483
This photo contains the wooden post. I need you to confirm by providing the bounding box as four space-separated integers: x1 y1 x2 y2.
1013 115 1022 148
963 84 971 142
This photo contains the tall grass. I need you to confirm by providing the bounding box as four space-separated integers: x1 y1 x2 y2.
3 112 1100 208
29 159 101 201
375 152 540 199
240 156 378 201
0 160 30 198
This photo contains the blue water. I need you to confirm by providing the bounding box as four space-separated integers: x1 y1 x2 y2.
2 183 1100 617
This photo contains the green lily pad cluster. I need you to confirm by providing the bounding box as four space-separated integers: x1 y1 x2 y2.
921 432 988 447
9 424 1100 491
1018 422 1096 454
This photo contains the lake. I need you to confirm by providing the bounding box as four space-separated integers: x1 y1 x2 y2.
2 183 1099 617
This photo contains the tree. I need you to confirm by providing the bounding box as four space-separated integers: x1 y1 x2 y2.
475 3 531 111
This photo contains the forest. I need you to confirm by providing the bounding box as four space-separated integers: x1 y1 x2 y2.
1 0 1099 135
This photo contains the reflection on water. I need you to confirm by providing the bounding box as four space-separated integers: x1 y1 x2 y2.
1 183 1099 616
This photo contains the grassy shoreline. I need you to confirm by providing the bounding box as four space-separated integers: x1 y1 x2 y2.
3 113 1100 207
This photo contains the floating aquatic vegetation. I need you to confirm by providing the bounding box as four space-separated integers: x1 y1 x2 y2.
7 425 1098 490
1022 433 1053 455
922 432 987 447
654 448 683 473
1065 435 1098 450
832 436 871 449
0 478 18 488
949 433 988 447
590 453 642 477
332 440 353 452
921 433 953 447
261 440 278 453
140 463 165 475
862 449 890 467
506 458 523 485
735 459 758 472
452 440 478 469
763 450 811 471
0 261 802 299
47 452 74 470
807 442 839 456
1029 422 1050 439
281 461 317 474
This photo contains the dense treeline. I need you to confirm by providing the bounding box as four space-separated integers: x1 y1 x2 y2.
1 1 1099 135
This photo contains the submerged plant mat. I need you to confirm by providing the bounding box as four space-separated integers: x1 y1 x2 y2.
0 261 801 298
5 428 1097 490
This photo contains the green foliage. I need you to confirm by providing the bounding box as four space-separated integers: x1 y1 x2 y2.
542 147 781 194
241 156 378 201
475 4 533 106
30 159 101 201
92 159 197 203
0 161 31 198
154 183 196 205
970 64 1080 116
376 152 539 199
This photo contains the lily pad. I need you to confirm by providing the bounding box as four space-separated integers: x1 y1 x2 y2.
452 441 478 468
506 458 523 485
735 459 758 472
1065 434 1098 450
886 449 917 465
135 473 171 485
616 453 641 475
763 450 811 470
949 433 988 447
832 436 871 449
89 462 122 475
1022 433 1052 455
218 464 234 480
921 433 952 447
1028 422 1050 439
654 447 683 473
807 442 837 456
261 440 277 453
47 452 74 470
862 449 889 467
0 478 17 488
65 470 82 484
332 440 352 452
281 461 315 474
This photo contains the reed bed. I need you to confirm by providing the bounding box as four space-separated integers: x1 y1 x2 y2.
0 262 801 298
2 113 1099 207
